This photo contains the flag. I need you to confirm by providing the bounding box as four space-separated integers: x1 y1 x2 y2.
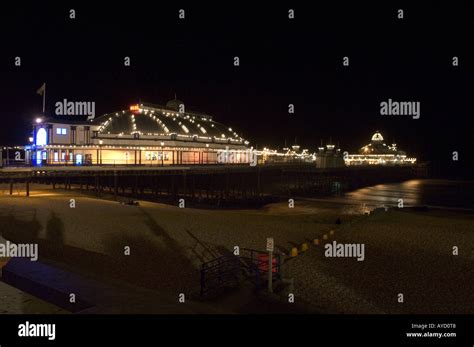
36 83 46 95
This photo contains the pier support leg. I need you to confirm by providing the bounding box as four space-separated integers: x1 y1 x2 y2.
95 175 99 197
183 172 186 198
114 171 118 201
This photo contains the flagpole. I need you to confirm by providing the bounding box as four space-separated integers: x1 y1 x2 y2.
42 83 46 114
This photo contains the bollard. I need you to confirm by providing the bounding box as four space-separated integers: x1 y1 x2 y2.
301 243 308 252
313 238 320 245
290 247 298 257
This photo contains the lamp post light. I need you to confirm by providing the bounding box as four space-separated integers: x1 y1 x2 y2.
27 137 34 166
99 140 103 165
160 142 164 166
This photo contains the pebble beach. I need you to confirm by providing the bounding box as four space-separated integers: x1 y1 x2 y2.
0 183 472 313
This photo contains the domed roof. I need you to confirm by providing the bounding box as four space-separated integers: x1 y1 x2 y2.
93 103 246 144
165 98 184 111
371 131 384 142
360 131 401 155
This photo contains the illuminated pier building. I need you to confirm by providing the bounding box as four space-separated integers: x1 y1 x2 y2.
262 141 345 168
316 143 345 168
29 100 251 166
345 131 416 166
19 105 417 169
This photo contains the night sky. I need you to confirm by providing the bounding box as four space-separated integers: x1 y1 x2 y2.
0 3 472 176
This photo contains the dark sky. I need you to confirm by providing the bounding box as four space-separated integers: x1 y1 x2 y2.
0 3 472 175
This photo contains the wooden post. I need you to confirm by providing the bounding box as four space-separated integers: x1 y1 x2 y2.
266 238 274 294
268 250 273 293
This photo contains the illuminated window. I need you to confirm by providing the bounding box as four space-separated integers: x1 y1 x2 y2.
36 128 47 146
56 128 67 135
76 154 83 165
35 151 42 165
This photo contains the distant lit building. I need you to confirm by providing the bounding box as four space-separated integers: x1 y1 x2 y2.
316 143 345 168
345 131 416 166
29 100 252 166
260 141 316 164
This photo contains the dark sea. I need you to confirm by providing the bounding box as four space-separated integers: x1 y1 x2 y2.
340 179 474 210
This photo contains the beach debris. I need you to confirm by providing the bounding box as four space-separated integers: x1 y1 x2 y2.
313 238 320 246
300 243 308 252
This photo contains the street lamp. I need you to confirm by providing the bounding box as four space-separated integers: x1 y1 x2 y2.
99 140 103 165
160 141 164 166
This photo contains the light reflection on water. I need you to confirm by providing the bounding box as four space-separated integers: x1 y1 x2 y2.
341 179 474 210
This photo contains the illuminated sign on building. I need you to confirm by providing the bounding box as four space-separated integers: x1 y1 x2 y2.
129 104 140 113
